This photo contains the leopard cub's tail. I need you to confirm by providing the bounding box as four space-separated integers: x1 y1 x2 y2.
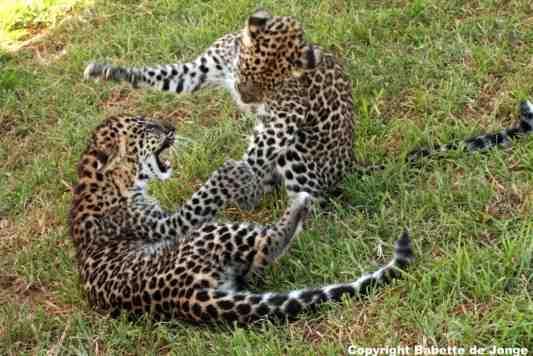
407 100 533 163
193 230 414 324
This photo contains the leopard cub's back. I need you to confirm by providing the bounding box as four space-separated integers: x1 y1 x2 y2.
239 17 356 192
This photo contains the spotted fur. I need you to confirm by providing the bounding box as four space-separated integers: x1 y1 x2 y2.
70 116 414 324
84 10 354 205
407 100 533 163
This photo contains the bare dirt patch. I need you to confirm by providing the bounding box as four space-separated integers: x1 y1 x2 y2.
0 217 19 251
98 87 142 112
0 273 74 316
484 177 531 220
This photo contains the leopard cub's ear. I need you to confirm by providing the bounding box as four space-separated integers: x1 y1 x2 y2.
94 150 109 172
247 9 272 34
91 142 122 173
300 44 322 70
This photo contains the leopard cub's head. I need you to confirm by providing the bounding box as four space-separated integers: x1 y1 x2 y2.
237 9 322 103
76 116 176 196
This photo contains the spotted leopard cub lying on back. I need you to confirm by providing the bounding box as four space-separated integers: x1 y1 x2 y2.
85 9 354 205
70 116 414 323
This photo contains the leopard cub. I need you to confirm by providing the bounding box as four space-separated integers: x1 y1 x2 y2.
85 9 355 206
70 115 414 323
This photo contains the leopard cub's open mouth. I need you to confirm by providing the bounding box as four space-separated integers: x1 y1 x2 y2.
154 134 175 173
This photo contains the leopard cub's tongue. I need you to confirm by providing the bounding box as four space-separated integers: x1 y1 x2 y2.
156 149 171 171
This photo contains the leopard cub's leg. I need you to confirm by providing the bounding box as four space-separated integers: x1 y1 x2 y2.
84 33 237 94
173 159 261 234
195 192 312 292
246 192 312 281
223 159 263 212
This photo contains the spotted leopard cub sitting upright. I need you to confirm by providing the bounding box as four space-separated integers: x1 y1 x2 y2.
70 116 414 323
85 10 354 205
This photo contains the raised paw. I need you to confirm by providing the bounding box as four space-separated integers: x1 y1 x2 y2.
290 191 313 221
293 191 312 209
280 192 312 236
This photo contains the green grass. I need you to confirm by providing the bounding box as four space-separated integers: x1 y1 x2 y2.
1 0 532 354
0 0 89 48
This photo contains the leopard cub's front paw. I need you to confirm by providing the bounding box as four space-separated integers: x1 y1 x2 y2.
84 63 125 81
217 160 262 211
84 63 106 80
